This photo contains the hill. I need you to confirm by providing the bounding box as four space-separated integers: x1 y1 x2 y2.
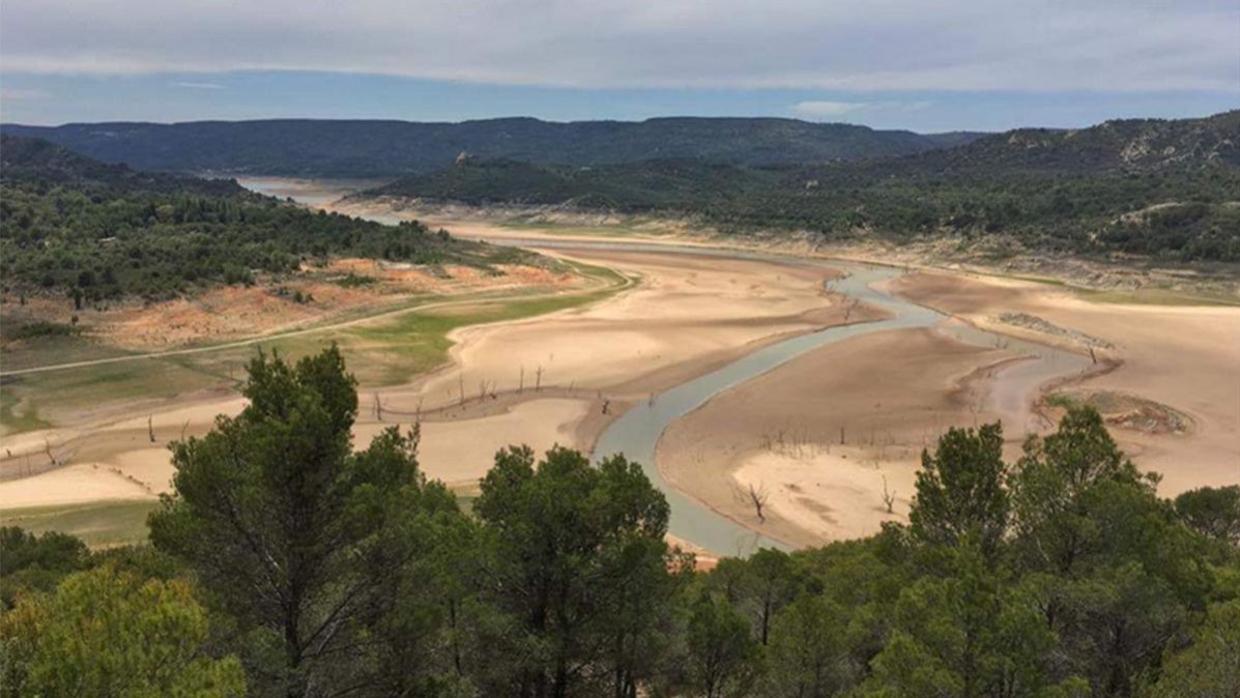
0 136 518 302
0 132 244 197
0 117 985 177
366 111 1240 262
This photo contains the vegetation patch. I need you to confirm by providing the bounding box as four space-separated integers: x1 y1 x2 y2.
1044 389 1194 435
997 312 1114 349
2 320 83 343
0 501 157 548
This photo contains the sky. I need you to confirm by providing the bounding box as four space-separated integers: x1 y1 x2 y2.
1 0 1237 132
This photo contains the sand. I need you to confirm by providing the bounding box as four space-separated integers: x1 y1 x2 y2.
889 272 1240 496
383 248 860 414
0 464 155 509
0 243 863 514
356 398 594 487
657 327 1022 548
6 217 1234 550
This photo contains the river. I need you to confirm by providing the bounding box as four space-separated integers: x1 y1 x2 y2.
234 179 1091 556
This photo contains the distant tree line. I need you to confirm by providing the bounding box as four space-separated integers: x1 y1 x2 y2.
3 346 1238 697
374 157 1240 263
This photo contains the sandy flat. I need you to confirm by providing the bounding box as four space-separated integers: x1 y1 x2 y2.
0 464 155 509
387 248 856 413
657 327 1020 548
889 272 1240 495
1 244 864 512
355 398 593 486
732 448 909 542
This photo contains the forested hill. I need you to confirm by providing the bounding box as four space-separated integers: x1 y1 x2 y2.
0 117 986 177
0 133 245 197
0 136 517 301
817 109 1240 178
367 111 1240 262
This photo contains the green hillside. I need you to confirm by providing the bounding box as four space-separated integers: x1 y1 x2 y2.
368 111 1240 262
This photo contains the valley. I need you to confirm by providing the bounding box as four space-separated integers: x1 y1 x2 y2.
4 180 1236 557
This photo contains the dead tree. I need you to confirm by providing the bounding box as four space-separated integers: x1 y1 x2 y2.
43 439 58 467
844 298 859 321
148 415 156 443
374 394 384 421
881 475 896 514
601 399 611 415
535 365 544 392
839 425 846 445
1089 346 1097 365
747 483 769 523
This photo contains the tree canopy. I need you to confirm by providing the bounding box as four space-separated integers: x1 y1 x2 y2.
2 349 1237 697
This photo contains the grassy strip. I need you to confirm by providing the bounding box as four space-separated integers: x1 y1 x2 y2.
0 501 158 549
338 259 628 385
498 220 676 239
0 260 630 434
0 391 51 433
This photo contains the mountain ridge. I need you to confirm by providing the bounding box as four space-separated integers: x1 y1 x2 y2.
0 117 988 177
364 111 1240 262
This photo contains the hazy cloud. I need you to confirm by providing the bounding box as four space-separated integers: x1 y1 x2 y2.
171 81 225 90
1 87 50 100
1 1 1236 92
792 100 934 120
792 101 869 118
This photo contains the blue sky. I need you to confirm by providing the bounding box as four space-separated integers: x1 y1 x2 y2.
2 1 1236 132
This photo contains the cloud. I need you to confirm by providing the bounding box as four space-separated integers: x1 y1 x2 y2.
791 100 935 120
792 101 869 118
1 1 1236 93
0 87 49 100
171 81 225 90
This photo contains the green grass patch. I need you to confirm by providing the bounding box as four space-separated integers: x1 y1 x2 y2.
333 272 379 288
0 500 158 549
0 390 51 434
1044 392 1080 409
1074 287 1240 307
342 260 628 385
3 320 83 341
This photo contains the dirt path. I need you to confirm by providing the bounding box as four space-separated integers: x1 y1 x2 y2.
0 265 631 378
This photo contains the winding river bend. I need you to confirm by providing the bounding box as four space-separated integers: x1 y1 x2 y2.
236 179 1090 558
482 239 1091 556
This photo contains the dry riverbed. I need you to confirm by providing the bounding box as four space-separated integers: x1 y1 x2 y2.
4 205 1236 553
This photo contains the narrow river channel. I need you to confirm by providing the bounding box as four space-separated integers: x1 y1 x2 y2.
235 177 1092 558
486 240 1091 556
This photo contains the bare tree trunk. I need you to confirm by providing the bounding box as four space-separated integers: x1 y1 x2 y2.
748 483 768 523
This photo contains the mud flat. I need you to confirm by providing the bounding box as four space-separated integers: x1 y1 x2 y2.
889 271 1240 496
0 241 863 526
656 327 1022 548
